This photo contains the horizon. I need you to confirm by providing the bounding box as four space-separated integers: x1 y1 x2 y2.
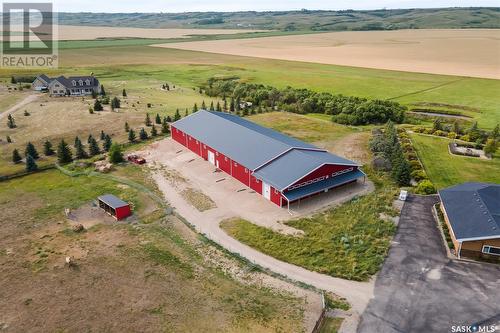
8 0 498 13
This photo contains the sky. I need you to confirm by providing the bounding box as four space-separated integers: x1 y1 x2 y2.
33 0 500 13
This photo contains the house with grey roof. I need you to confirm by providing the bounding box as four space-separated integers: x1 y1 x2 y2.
171 110 365 209
32 74 101 96
439 182 500 262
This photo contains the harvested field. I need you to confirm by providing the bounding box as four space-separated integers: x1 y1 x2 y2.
157 29 500 79
3 25 264 41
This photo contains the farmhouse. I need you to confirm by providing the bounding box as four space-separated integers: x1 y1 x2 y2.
32 74 101 96
171 110 365 208
439 182 500 262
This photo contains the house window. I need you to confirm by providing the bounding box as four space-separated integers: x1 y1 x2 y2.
274 189 278 194
234 162 238 167
85 79 91 85
78 80 83 85
224 157 228 161
332 167 354 178
72 80 76 86
216 152 219 156
244 168 248 173
482 245 500 256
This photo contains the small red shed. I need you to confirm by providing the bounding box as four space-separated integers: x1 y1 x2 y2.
97 194 131 220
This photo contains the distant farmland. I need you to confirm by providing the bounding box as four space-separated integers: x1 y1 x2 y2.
157 29 500 79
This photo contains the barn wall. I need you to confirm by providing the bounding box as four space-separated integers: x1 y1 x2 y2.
250 175 262 194
232 161 250 186
171 126 187 146
115 206 131 220
287 164 357 190
186 135 201 156
216 151 232 175
270 186 283 206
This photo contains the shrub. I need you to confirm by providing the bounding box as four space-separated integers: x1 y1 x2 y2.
413 126 425 133
405 152 418 161
460 134 471 142
415 180 437 195
447 132 457 139
409 160 422 171
411 170 427 182
434 130 447 137
424 128 435 135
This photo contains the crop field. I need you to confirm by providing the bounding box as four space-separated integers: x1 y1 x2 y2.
158 29 500 79
410 133 500 188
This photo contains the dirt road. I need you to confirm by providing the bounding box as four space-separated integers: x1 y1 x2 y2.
0 94 39 120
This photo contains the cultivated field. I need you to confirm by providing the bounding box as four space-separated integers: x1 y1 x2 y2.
157 29 500 79
3 25 264 41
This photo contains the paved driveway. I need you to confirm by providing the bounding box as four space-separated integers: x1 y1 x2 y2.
359 195 500 333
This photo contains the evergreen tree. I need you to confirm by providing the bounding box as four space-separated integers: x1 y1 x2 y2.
10 76 16 84
151 124 158 137
91 90 97 99
103 135 112 152
174 109 181 121
166 115 172 122
25 154 38 172
7 114 16 128
100 85 106 96
94 99 103 111
490 124 499 140
111 97 121 109
87 134 93 144
24 142 39 159
201 100 206 110
453 121 461 135
24 110 30 116
108 144 124 164
74 138 87 159
155 113 161 124
122 89 127 97
235 97 241 112
124 122 130 132
185 109 189 117
394 159 411 186
100 130 106 140
229 98 235 112
484 139 498 156
223 99 228 111
216 101 221 111
210 101 214 111
128 129 136 142
139 128 148 140
193 103 198 113
161 119 170 134
12 149 22 164
57 140 73 164
6 135 12 143
43 140 55 156
145 113 152 126
433 118 442 131
88 137 100 156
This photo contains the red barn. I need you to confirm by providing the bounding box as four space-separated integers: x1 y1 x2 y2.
171 110 365 209
97 194 132 220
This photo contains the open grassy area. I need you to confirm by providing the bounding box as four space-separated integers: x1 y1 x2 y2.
0 167 307 332
221 170 398 281
409 133 500 189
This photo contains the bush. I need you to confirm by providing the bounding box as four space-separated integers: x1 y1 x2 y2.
409 160 422 171
424 128 435 135
411 170 427 182
416 180 436 194
405 152 418 161
434 130 447 137
460 134 471 142
413 126 425 133
447 132 457 139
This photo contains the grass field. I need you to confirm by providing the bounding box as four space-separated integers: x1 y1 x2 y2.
0 167 308 332
409 133 500 189
221 170 398 281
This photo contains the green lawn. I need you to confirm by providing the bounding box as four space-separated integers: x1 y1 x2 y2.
221 170 398 281
410 133 500 189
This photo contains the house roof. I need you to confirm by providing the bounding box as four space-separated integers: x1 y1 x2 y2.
439 182 500 241
172 110 360 191
47 75 99 89
36 74 52 84
98 194 129 209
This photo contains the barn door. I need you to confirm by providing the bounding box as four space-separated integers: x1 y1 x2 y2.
263 182 271 200
208 151 215 165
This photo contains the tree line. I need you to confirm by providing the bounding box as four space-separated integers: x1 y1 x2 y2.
203 78 406 125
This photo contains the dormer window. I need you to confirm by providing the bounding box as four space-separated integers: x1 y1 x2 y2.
78 80 83 86
72 80 76 86
85 79 91 85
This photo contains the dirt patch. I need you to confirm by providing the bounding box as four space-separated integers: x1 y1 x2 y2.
181 187 216 212
325 131 372 165
156 29 500 79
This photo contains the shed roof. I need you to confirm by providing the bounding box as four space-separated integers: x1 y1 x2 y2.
439 182 500 241
172 111 360 191
98 194 129 209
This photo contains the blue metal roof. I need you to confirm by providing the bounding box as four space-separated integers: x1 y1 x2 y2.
172 110 360 191
283 169 365 202
439 182 500 240
98 194 128 209
253 149 358 191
